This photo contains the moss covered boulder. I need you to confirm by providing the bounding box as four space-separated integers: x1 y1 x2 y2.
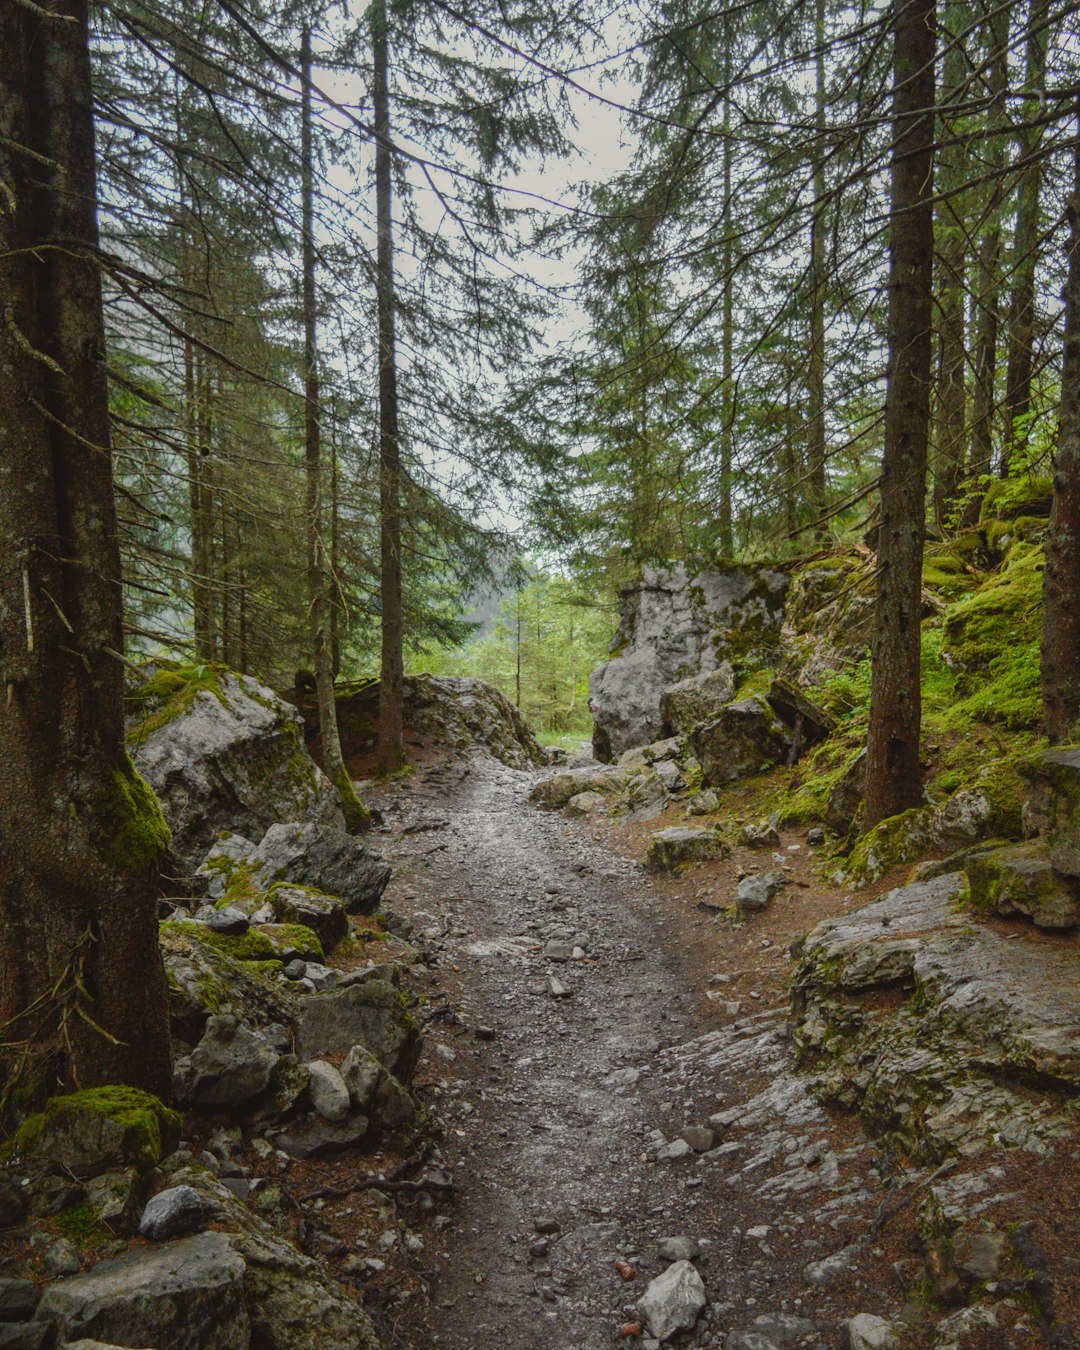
10 1089 180 1178
128 664 343 877
966 840 1080 929
247 823 390 917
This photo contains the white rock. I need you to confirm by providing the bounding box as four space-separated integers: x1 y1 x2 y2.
637 1260 707 1342
847 1313 902 1349
305 1060 350 1122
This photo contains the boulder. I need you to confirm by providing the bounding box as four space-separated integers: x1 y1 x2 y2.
298 982 422 1080
846 1314 901 1350
966 840 1080 929
340 1045 383 1112
564 790 611 818
305 1062 350 1123
174 1015 306 1116
35 1231 249 1350
84 1169 145 1235
0 1280 40 1321
779 554 877 689
659 665 736 735
827 750 866 835
529 765 628 810
726 1314 819 1350
646 827 729 874
248 824 390 916
266 885 349 950
1021 746 1080 874
195 833 258 900
590 563 788 760
689 698 790 786
330 674 548 769
9 1089 180 1178
636 1260 707 1342
765 678 834 751
139 1185 212 1242
276 1118 369 1159
129 667 342 876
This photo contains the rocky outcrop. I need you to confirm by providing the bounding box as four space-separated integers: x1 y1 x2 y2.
246 823 391 916
791 872 1080 1159
658 665 736 736
779 554 876 689
589 563 788 760
646 826 729 874
329 674 549 769
129 666 343 876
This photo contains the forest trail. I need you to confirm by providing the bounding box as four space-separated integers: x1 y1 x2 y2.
370 757 910 1350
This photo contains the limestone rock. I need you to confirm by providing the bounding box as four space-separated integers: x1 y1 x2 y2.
331 674 548 769
139 1185 211 1241
659 665 736 735
779 553 877 689
1021 746 1080 875
0 1280 40 1320
726 1313 819 1349
737 873 779 913
174 1015 305 1115
84 1169 145 1235
248 824 390 916
690 698 791 787
340 1045 383 1112
590 563 788 761
9 1089 180 1179
530 765 628 810
966 840 1080 928
276 1118 369 1159
636 1260 707 1342
564 790 612 818
195 833 258 900
846 1313 901 1349
266 885 349 950
765 678 834 750
646 827 729 874
827 750 866 835
305 1062 350 1123
35 1231 249 1350
130 668 342 876
791 871 1080 1159
298 982 422 1080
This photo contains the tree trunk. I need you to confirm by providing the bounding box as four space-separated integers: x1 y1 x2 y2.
301 28 367 830
806 0 828 524
966 6 1009 494
1041 108 1080 742
864 0 935 830
932 0 969 527
372 0 405 775
0 0 171 1101
717 17 735 558
1003 0 1051 470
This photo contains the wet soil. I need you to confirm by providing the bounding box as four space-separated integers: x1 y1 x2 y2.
318 753 1077 1350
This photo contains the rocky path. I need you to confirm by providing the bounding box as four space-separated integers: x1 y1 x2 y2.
370 759 920 1350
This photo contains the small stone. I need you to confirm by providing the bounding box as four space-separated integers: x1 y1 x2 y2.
657 1139 692 1161
474 1026 496 1041
284 959 307 981
529 1241 550 1259
846 1313 901 1349
679 1127 715 1154
807 828 825 846
657 1237 700 1262
737 873 779 913
44 1238 82 1276
534 1216 560 1235
544 940 574 962
208 906 249 934
139 1185 209 1242
302 963 338 992
804 1244 857 1283
548 975 571 998
637 1260 707 1342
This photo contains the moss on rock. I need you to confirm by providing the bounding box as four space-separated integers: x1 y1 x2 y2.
126 660 227 741
12 1087 181 1175
162 919 276 963
92 754 171 875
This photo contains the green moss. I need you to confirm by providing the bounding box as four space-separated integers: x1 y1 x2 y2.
844 807 934 886
14 1087 180 1168
261 923 324 960
216 864 262 910
979 473 1052 522
939 543 1044 730
330 766 371 833
239 958 284 977
92 754 171 875
126 661 227 741
161 919 275 962
55 1202 109 1246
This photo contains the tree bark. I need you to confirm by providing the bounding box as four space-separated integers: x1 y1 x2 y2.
301 28 367 829
1003 0 1051 470
806 0 828 525
717 15 735 558
372 0 405 775
0 0 171 1100
1041 107 1080 743
864 0 935 830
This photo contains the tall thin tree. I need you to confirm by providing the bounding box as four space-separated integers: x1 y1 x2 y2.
864 0 936 829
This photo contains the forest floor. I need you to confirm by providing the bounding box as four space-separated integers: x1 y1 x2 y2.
302 750 1080 1350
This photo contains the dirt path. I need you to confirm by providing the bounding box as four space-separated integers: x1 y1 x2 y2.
367 757 912 1350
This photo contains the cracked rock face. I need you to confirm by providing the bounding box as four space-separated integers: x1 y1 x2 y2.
791 872 1080 1159
132 672 343 877
589 563 788 761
